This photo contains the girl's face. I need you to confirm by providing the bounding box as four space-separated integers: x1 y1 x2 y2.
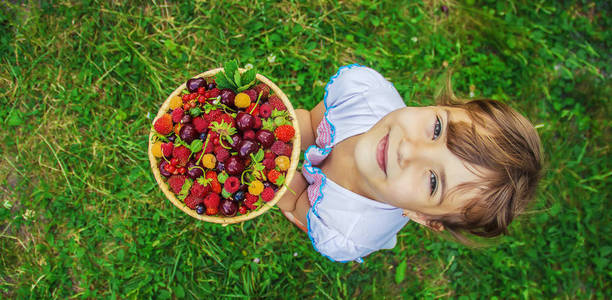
354 106 484 216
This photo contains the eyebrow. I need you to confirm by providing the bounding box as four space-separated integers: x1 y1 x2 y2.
437 109 450 206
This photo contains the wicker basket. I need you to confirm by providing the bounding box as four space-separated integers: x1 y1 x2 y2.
148 68 300 224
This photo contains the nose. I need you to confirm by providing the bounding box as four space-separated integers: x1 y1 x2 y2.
397 137 439 167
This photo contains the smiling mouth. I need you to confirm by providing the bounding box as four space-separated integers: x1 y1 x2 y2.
376 133 389 176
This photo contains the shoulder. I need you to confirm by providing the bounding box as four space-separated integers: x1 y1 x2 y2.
324 64 392 108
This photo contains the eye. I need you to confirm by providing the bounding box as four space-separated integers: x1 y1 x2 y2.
432 115 442 140
429 171 438 195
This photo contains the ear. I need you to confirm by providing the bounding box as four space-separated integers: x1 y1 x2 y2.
403 210 445 232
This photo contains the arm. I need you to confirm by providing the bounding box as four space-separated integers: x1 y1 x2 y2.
276 101 326 212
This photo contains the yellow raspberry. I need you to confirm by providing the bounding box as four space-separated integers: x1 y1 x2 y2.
234 93 251 108
275 155 291 171
169 95 183 109
151 141 163 158
248 180 264 196
201 154 217 169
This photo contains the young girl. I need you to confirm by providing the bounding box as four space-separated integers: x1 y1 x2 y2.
277 64 542 262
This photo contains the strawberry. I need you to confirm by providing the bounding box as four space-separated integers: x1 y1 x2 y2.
172 145 191 165
184 195 203 209
267 170 281 185
171 107 184 124
161 142 174 158
210 180 222 194
190 181 209 198
261 187 275 202
268 95 286 111
193 116 209 133
206 207 218 215
168 175 187 194
204 192 220 209
154 114 173 135
274 125 295 142
214 113 235 128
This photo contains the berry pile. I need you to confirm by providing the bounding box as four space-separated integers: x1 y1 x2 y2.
151 65 295 218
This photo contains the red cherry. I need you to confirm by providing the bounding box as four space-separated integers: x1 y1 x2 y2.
182 94 190 102
198 87 206 95
170 158 179 166
178 167 187 174
198 95 206 103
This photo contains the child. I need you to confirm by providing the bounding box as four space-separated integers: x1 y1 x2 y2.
277 65 542 262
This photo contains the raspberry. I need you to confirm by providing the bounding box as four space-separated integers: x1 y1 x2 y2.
171 107 184 124
154 114 173 135
234 93 251 108
172 145 191 165
253 83 270 100
264 151 276 160
244 89 258 102
262 158 275 170
247 103 259 116
244 196 257 210
204 192 220 209
224 176 240 193
274 125 295 142
259 103 272 118
193 116 209 133
190 181 209 198
268 95 286 111
168 175 187 194
201 154 217 169
151 141 163 158
267 170 281 185
184 195 204 209
245 192 258 203
217 172 229 184
282 144 292 157
204 109 222 123
261 187 275 202
161 142 174 157
214 147 230 163
248 180 264 196
271 141 287 156
275 155 290 171
169 95 183 109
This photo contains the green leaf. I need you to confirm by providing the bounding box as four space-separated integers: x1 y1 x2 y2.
233 69 242 87
7 112 24 126
215 72 234 90
276 174 285 186
189 139 203 153
395 260 407 284
254 149 264 162
224 60 239 86
178 179 193 200
174 285 185 298
197 177 212 186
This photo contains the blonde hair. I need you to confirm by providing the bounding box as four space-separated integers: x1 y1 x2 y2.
433 78 543 244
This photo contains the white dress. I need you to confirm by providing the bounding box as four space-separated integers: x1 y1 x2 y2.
302 64 410 263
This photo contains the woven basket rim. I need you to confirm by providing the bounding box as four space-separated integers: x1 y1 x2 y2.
148 68 301 224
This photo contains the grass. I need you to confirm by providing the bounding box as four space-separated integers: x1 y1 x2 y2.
0 0 610 298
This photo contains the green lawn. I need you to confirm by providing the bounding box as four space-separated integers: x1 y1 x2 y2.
0 1 610 298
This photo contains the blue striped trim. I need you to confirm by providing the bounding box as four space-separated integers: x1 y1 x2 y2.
303 64 366 264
